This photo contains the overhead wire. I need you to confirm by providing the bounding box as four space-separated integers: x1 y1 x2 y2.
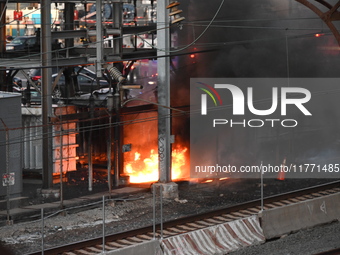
1 1 339 147
0 2 332 68
138 0 225 52
0 27 332 70
2 86 340 148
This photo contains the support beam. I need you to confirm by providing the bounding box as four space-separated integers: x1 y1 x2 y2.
96 0 103 78
64 3 75 57
295 0 340 46
113 2 123 57
0 3 6 90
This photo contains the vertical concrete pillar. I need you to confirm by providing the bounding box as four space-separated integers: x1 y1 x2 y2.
156 0 178 198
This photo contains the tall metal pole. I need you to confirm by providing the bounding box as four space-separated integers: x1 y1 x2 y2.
41 0 53 189
157 0 171 183
59 119 63 210
102 195 105 253
107 114 112 193
88 97 94 191
107 91 114 193
113 90 120 187
96 0 103 78
41 208 44 255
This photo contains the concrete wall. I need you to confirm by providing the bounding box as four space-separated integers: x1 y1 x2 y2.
261 192 340 239
105 240 162 255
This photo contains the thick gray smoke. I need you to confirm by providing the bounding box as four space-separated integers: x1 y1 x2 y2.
170 0 340 172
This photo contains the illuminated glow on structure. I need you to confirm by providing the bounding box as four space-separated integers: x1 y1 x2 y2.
124 146 188 183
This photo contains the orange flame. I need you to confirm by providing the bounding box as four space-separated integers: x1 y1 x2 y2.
125 146 188 183
219 177 229 180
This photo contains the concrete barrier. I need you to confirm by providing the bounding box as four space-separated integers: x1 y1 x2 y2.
105 240 163 255
161 215 265 255
261 192 340 239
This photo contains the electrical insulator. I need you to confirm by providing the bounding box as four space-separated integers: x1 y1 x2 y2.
107 65 125 83
167 1 185 25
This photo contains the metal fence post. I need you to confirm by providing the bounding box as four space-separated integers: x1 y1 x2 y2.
153 184 156 239
102 196 105 253
41 208 44 255
160 185 163 240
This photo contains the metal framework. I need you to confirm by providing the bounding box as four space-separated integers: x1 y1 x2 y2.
295 0 340 45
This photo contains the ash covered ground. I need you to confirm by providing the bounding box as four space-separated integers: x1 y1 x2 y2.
0 178 338 255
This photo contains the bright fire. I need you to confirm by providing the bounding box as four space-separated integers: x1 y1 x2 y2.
125 146 188 183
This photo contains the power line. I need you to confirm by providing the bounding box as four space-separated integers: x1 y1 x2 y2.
1 87 340 148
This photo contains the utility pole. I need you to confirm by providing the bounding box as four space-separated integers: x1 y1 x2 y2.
156 0 178 198
41 0 53 189
157 0 171 184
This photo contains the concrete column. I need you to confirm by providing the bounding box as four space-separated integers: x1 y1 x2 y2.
156 0 178 198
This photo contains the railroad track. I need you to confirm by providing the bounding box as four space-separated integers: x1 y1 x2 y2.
27 181 340 255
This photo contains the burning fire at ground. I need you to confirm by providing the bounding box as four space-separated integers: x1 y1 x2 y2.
124 146 188 183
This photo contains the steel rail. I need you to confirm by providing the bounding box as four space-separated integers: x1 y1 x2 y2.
26 180 340 255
